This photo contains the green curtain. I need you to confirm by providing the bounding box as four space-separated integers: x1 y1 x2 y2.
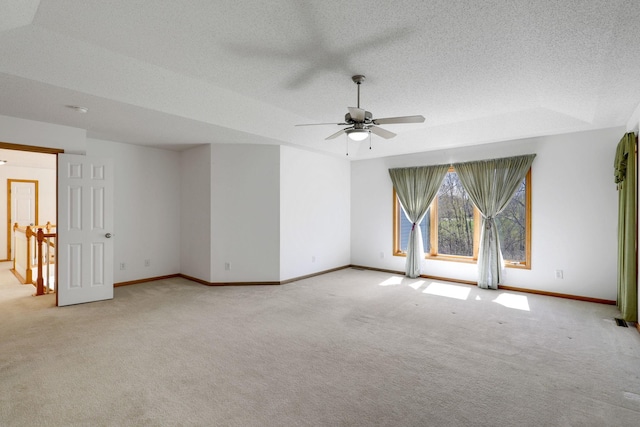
615 132 637 322
453 155 536 289
389 165 449 278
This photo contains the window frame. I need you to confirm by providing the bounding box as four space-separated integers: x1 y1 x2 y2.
392 168 531 269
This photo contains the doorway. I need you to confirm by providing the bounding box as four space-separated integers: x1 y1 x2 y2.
7 179 39 261
0 143 61 300
0 142 115 307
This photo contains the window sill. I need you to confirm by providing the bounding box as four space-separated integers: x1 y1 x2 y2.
393 252 530 270
504 262 530 270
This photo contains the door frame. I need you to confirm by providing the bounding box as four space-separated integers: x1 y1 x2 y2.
6 179 39 262
0 142 64 304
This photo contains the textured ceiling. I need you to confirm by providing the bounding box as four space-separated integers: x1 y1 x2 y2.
0 0 638 159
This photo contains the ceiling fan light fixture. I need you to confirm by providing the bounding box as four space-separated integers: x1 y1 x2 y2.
346 129 370 141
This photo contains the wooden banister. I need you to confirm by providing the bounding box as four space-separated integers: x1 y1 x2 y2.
11 223 57 296
36 228 44 296
35 228 56 296
12 223 34 284
13 223 57 233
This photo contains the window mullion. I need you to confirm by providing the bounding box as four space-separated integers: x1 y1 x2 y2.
429 198 438 256
392 190 400 255
524 168 532 267
472 208 481 260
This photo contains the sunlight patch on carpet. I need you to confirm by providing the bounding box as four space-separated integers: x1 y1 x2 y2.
423 282 470 300
378 276 404 286
408 280 425 290
493 293 530 311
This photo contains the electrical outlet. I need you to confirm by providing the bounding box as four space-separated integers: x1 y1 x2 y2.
120 262 126 270
312 256 316 263
555 269 563 279
144 259 150 267
380 251 385 259
224 262 231 271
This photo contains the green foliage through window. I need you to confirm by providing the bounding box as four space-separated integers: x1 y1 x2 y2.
394 168 530 267
437 171 474 257
496 179 526 263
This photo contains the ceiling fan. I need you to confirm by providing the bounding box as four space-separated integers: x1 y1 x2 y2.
296 75 425 142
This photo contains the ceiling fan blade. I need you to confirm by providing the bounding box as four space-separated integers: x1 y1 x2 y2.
370 126 396 139
295 122 347 126
373 115 425 125
348 107 366 122
325 129 348 140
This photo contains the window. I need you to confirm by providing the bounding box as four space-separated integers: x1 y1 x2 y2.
393 168 531 268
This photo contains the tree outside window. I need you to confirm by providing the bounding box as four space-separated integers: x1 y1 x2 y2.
394 168 530 268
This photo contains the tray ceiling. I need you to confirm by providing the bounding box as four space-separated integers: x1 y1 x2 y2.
0 0 638 159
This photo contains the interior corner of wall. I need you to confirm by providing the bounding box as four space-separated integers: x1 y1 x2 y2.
626 102 640 133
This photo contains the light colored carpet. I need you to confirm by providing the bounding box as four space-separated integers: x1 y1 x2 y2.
1 263 639 426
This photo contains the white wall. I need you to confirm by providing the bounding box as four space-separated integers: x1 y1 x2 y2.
180 144 213 282
627 102 640 134
211 144 280 282
87 138 181 283
0 165 56 259
351 127 623 301
280 146 351 280
0 114 86 153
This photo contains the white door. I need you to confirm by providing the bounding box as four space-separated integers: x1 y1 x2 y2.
10 181 37 260
57 154 114 306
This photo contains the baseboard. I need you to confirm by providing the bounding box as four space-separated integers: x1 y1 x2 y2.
179 265 351 286
178 273 280 286
177 274 210 286
497 285 616 305
120 267 352 287
350 264 405 276
350 265 477 286
206 280 281 286
279 265 351 285
349 264 616 305
424 274 476 286
114 274 180 287
113 266 617 306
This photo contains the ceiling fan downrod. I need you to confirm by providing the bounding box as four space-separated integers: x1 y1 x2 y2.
352 75 365 109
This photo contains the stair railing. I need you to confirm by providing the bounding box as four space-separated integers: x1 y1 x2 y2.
35 227 56 296
11 222 57 296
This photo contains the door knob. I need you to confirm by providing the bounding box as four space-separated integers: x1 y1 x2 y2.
105 233 112 238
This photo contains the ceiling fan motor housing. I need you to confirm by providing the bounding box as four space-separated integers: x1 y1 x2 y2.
345 110 372 124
